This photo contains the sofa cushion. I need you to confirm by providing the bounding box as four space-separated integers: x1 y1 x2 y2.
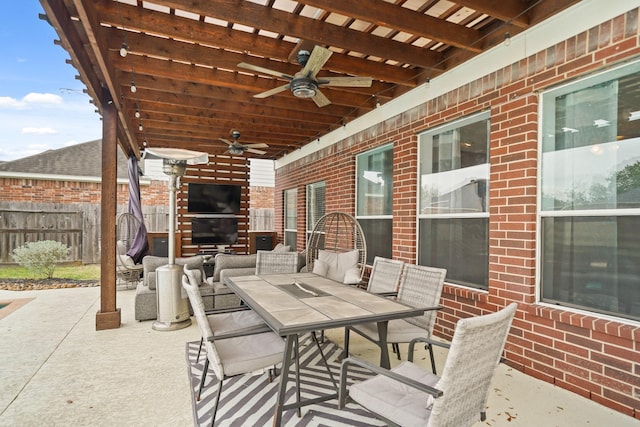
212 253 258 282
142 255 204 290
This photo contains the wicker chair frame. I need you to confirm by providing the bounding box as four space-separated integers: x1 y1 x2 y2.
306 212 367 282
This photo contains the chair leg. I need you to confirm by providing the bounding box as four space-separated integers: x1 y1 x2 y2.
392 343 401 360
427 343 437 374
210 379 224 426
197 337 204 363
295 335 301 418
198 358 209 401
342 328 351 359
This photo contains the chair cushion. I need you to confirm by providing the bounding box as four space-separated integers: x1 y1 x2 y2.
318 249 359 283
349 361 438 427
211 332 284 378
350 318 425 343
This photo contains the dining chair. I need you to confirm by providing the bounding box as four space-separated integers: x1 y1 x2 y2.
255 250 300 274
339 303 517 427
344 264 447 371
366 256 404 295
183 266 265 364
182 272 285 427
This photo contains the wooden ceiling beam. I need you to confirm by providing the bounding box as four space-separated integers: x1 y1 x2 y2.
150 0 445 69
130 94 345 127
453 0 530 29
296 0 483 52
111 54 373 111
131 108 330 135
95 0 420 86
136 116 323 140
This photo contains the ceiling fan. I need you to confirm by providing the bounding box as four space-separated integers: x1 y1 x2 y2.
237 45 373 107
218 130 268 156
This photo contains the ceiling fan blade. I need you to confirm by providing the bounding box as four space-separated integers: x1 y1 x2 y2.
254 84 291 99
245 143 269 149
246 148 267 155
312 90 331 108
318 76 373 87
219 138 234 145
237 62 294 80
302 46 333 79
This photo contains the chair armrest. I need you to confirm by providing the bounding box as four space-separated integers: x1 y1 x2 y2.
338 356 443 409
204 305 250 315
407 336 450 362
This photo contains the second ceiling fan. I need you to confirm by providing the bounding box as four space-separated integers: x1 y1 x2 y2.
217 130 268 156
238 45 372 107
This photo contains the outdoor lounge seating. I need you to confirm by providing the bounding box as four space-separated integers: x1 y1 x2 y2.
338 303 517 426
181 272 284 426
344 264 447 370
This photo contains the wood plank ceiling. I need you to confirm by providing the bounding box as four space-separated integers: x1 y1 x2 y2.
40 0 579 160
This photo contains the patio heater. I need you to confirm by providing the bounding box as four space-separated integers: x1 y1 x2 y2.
144 148 208 331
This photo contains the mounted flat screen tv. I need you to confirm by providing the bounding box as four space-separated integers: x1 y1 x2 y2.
187 183 241 213
191 217 238 245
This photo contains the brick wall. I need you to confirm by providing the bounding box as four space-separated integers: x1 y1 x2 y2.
275 8 640 418
0 176 168 207
249 186 274 209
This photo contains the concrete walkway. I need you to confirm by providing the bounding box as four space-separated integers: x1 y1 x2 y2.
0 286 638 426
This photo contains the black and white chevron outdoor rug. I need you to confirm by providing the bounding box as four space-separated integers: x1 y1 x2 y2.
185 336 386 426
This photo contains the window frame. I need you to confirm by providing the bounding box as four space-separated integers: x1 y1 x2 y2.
355 143 394 264
306 181 326 246
417 110 491 290
537 59 640 321
283 188 297 251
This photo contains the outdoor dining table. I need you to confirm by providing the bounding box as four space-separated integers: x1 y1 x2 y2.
224 271 428 426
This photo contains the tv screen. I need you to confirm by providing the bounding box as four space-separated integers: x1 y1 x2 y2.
187 183 241 213
191 217 238 245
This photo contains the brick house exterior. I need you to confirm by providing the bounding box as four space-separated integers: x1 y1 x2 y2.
274 4 640 419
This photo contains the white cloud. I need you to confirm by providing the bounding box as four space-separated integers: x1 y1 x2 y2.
0 96 26 109
22 127 58 135
0 93 63 110
23 92 63 105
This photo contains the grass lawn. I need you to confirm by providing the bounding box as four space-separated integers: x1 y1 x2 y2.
0 264 100 281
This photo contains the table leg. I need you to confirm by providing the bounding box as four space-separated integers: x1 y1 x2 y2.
273 334 295 427
376 321 390 369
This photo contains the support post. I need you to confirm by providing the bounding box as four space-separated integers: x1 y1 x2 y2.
96 91 121 330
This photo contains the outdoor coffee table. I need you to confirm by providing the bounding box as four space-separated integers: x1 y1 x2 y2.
224 271 427 426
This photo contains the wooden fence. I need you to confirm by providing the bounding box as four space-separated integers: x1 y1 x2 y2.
0 204 272 264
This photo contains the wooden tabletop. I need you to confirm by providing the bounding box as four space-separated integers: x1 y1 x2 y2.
224 272 425 335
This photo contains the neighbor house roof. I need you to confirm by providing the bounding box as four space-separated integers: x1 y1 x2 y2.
0 140 129 180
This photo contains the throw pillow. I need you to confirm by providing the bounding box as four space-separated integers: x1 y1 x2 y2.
318 249 359 283
121 255 136 268
273 243 291 253
343 266 361 284
312 258 329 276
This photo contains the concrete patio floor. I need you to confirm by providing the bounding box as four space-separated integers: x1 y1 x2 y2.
1 285 638 427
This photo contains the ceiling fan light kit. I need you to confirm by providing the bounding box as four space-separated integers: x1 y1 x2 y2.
291 76 318 98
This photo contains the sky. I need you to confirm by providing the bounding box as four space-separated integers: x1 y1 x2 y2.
0 2 102 162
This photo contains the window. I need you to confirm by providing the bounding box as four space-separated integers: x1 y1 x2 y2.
418 111 490 290
356 144 393 263
283 188 297 251
306 181 326 243
540 61 640 321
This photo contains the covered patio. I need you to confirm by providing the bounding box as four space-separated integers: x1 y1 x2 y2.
1 286 636 426
36 0 640 422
